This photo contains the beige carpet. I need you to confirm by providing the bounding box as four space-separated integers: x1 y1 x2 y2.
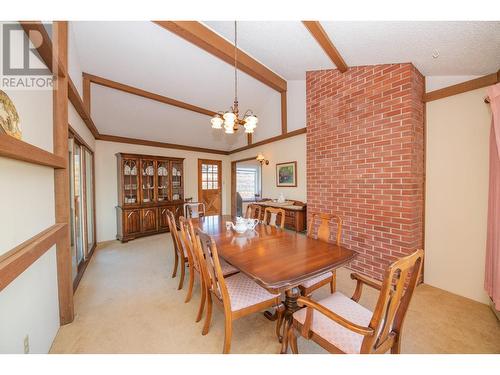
50 233 500 354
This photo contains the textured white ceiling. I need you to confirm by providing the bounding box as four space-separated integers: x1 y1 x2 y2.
321 21 500 76
203 21 333 80
70 21 500 151
71 21 282 151
206 21 500 78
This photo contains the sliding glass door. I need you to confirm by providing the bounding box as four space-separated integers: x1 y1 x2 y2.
68 133 96 289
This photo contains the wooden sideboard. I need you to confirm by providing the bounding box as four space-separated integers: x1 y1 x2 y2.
253 200 307 232
116 152 185 242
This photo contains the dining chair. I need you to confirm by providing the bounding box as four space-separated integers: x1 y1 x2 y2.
195 229 283 354
298 213 343 297
287 249 424 354
178 217 239 321
263 207 285 229
184 202 206 219
245 203 262 220
166 209 188 290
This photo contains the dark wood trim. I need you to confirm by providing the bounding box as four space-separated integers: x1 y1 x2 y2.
0 224 67 292
83 72 217 117
302 21 348 73
68 77 100 138
281 91 288 134
153 21 287 93
53 21 74 325
229 127 307 154
72 242 96 292
19 21 66 77
98 134 229 155
82 74 91 114
0 134 66 169
198 158 223 215
247 133 253 145
424 72 499 102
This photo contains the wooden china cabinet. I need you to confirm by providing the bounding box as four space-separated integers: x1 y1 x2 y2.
116 153 185 242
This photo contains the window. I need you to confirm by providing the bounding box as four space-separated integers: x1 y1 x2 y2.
236 165 261 201
201 163 219 190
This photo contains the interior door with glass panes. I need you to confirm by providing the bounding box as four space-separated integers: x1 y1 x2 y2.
198 159 222 215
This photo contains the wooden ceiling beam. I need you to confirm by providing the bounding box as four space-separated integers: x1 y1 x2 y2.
83 72 217 117
302 21 348 73
19 21 66 77
153 21 287 93
423 72 499 102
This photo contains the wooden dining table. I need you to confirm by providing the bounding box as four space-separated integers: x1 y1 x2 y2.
191 215 357 353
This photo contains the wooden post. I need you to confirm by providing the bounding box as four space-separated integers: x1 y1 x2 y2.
281 91 287 134
82 74 91 114
53 21 74 325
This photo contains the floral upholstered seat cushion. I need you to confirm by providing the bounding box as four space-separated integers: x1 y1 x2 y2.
293 292 373 354
220 259 239 276
224 273 279 312
300 272 332 288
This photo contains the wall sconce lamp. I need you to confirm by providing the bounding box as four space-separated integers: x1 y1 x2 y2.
256 153 269 165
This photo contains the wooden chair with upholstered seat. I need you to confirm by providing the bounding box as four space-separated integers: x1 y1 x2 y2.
287 249 424 354
184 202 206 219
178 216 239 321
245 203 262 220
166 210 189 290
263 207 285 229
195 229 284 353
298 213 343 297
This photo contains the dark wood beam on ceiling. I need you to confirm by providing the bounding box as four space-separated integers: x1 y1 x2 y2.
153 21 287 93
98 134 229 155
19 21 66 77
83 72 217 117
229 127 307 154
302 21 348 73
423 72 499 102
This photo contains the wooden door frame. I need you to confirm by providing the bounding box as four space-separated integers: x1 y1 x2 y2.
198 158 223 214
68 129 97 292
231 156 259 216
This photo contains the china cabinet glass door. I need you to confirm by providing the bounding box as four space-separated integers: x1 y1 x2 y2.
157 160 169 202
141 159 155 203
123 158 138 204
171 161 183 201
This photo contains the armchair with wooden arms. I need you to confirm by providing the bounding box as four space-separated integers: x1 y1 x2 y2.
286 249 424 354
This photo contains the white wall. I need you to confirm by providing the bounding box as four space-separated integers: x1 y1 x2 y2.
69 103 95 150
95 140 232 242
425 87 491 304
286 80 306 132
0 22 60 353
230 133 307 202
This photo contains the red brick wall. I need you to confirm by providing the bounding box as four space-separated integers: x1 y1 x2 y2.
306 64 425 280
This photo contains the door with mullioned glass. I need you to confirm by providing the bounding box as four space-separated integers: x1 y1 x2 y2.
198 159 222 215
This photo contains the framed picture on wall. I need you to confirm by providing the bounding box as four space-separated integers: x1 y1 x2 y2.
276 161 297 187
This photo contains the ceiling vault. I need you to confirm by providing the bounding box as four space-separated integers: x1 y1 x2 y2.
152 21 287 93
82 72 217 117
302 21 348 73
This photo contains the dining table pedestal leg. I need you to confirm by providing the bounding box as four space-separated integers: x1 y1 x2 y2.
280 287 301 354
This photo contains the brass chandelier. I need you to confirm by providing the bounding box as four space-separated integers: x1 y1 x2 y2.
210 21 258 134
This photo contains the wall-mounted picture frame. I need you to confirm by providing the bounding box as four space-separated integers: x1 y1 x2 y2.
276 161 297 187
0 90 22 140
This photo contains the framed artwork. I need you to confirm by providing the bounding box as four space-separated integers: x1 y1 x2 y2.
276 161 297 187
0 90 22 139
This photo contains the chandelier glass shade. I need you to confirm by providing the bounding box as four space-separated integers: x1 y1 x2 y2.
210 21 258 135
